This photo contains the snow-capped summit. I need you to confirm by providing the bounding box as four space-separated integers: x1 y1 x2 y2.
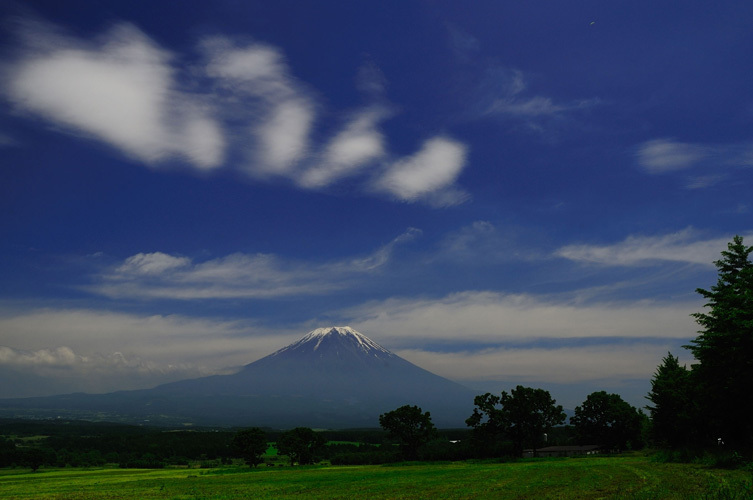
273 326 392 358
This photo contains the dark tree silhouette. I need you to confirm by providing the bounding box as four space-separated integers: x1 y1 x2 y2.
572 391 643 451
646 352 697 448
685 235 753 450
379 405 437 460
18 448 45 472
277 427 325 465
467 386 565 457
232 427 268 467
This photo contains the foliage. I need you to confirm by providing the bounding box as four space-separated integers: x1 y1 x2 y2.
466 385 566 457
572 391 643 451
685 235 753 451
277 427 325 465
329 444 398 465
16 447 45 472
231 427 268 467
0 418 240 469
646 352 698 448
379 405 438 460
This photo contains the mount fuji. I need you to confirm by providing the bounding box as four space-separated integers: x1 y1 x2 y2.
0 327 475 428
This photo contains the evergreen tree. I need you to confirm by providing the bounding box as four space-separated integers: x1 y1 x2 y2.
646 352 697 448
686 235 753 450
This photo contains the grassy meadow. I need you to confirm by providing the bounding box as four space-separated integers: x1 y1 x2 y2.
1 454 752 500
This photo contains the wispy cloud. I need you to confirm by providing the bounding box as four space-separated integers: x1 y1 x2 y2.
0 131 19 147
555 229 748 267
355 59 388 98
446 24 480 62
434 220 542 263
345 291 698 346
477 66 599 128
89 228 421 300
636 139 708 173
1 17 470 206
396 343 676 385
635 138 753 181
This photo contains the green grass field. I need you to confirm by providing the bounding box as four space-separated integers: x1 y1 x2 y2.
1 455 751 499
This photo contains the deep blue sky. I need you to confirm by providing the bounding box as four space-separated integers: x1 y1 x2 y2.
1 0 752 409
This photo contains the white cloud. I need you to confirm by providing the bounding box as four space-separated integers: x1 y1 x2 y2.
0 308 298 397
256 98 313 172
0 345 216 397
396 343 676 385
202 39 316 176
636 138 708 173
555 229 747 266
0 308 281 371
92 228 420 300
116 252 191 275
2 17 471 207
346 291 699 346
300 108 387 188
636 139 753 182
376 136 468 204
0 345 78 367
0 344 222 379
203 41 288 85
4 22 225 170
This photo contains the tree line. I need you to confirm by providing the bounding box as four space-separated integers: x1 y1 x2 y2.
0 386 646 470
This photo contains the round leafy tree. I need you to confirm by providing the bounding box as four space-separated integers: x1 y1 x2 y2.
379 405 437 460
232 427 268 467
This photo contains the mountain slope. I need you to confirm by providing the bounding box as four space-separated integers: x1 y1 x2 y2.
0 327 475 428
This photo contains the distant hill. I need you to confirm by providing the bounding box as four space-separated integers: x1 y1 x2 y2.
0 327 475 428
